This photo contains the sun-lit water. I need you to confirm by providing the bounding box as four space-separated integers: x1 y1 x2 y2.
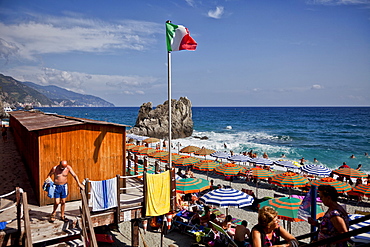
37 107 370 173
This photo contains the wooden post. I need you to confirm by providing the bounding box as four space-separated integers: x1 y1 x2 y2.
170 168 176 212
85 178 89 201
155 161 159 174
116 174 121 224
22 192 32 247
16 187 21 238
143 158 147 172
142 172 147 217
131 218 140 247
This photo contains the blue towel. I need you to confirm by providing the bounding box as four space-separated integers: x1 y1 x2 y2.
43 181 55 198
0 222 7 230
89 177 117 212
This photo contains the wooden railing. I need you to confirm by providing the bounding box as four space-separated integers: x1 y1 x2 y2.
80 189 98 247
14 188 33 247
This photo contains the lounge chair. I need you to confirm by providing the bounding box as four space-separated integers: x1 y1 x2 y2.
209 221 238 247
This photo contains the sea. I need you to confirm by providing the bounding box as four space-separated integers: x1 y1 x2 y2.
36 107 370 173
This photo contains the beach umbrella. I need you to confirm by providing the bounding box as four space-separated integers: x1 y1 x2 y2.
148 150 168 158
193 160 221 180
159 153 182 163
271 172 309 195
173 156 201 167
250 157 274 166
137 147 156 156
352 184 370 197
211 151 231 160
243 167 274 197
126 143 135 148
142 137 160 144
180 145 201 154
259 197 324 222
200 188 254 215
310 177 352 193
176 178 210 194
301 164 332 177
332 168 367 178
228 154 252 163
194 147 216 156
130 145 147 153
214 163 244 176
128 164 155 178
349 214 370 244
274 160 301 170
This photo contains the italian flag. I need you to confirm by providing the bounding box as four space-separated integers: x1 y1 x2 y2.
166 22 197 52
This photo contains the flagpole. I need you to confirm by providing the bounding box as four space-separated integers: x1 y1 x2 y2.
168 50 172 169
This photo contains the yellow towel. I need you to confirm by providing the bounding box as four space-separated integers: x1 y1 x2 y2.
145 170 171 216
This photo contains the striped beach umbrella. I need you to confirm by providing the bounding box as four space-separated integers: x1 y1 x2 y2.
137 148 156 156
310 177 352 193
159 153 182 163
332 168 367 178
211 151 231 160
250 157 274 166
271 172 309 188
259 197 324 222
194 147 216 156
126 143 135 148
173 156 201 167
148 150 168 158
176 178 210 194
180 145 201 154
128 165 155 177
352 184 370 197
130 145 148 153
193 160 220 171
200 188 254 215
349 214 370 244
249 167 275 179
301 164 332 176
228 154 252 163
214 163 244 176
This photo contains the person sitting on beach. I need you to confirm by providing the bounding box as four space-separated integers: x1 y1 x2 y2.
200 206 211 226
234 220 250 247
222 215 236 237
250 206 297 247
308 185 349 247
185 167 195 178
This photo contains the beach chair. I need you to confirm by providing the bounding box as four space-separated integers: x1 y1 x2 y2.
173 210 197 233
209 221 238 247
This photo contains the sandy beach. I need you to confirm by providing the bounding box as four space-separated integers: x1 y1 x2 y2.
1 130 369 246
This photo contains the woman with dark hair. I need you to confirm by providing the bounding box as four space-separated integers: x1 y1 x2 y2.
250 206 297 247
308 185 349 247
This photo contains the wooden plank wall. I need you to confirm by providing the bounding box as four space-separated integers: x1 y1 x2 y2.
38 124 126 206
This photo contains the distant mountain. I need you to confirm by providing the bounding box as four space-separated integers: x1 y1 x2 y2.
0 74 114 107
23 81 114 107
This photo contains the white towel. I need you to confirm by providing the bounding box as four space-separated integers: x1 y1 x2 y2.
89 177 118 212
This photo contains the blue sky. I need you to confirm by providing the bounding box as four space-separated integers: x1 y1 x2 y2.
1 0 369 107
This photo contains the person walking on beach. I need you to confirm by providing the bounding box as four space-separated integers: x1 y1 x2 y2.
46 160 84 222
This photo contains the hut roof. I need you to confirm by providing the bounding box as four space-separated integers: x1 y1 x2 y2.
9 110 130 131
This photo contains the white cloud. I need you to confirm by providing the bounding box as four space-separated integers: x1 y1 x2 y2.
185 0 195 7
5 66 160 97
311 84 324 90
307 0 370 5
0 14 162 61
207 6 225 19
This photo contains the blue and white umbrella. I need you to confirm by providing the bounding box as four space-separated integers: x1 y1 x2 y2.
274 160 300 170
200 188 254 215
211 151 230 160
228 154 252 163
349 214 370 244
301 164 332 176
250 157 274 166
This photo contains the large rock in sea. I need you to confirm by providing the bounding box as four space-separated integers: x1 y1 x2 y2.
127 97 193 139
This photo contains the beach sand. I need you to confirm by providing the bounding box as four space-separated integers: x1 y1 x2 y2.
1 131 369 246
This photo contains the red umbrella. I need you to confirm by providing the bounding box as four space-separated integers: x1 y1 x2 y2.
351 184 370 197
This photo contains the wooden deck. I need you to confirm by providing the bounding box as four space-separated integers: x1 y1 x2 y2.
0 178 144 246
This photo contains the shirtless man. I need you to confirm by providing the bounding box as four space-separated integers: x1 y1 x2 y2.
234 220 250 247
46 160 84 222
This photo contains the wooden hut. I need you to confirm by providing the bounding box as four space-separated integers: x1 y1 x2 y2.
9 110 129 206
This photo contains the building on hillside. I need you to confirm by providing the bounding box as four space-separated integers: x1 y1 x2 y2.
9 110 129 206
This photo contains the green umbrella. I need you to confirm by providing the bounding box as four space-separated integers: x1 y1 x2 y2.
173 156 201 167
310 177 352 193
176 178 210 194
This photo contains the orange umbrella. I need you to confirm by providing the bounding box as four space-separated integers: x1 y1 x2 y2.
130 145 147 153
271 172 309 188
180 145 201 154
310 177 352 193
159 154 182 163
148 150 168 158
173 156 201 167
126 144 137 150
214 163 244 176
193 160 220 171
332 168 367 178
351 184 370 197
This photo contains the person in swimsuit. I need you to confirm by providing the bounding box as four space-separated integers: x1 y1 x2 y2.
46 160 84 222
250 206 297 247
